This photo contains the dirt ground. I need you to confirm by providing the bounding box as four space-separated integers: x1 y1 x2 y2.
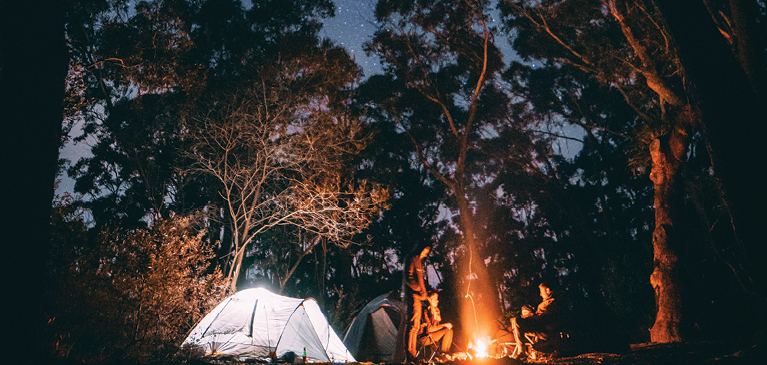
440 341 765 365
192 340 766 365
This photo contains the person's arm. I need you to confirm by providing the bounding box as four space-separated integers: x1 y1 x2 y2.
416 259 428 297
536 298 554 315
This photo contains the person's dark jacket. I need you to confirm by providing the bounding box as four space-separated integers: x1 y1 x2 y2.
405 254 427 298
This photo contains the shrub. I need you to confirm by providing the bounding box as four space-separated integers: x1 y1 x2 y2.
48 202 228 364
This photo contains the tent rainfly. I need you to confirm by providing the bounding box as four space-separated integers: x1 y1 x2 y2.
182 287 354 362
342 292 407 363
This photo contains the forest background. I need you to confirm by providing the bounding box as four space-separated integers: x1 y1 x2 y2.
1 0 766 364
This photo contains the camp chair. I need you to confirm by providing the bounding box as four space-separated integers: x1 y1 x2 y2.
490 327 530 358
415 331 439 364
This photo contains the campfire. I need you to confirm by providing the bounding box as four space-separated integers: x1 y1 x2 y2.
468 336 491 358
458 334 514 360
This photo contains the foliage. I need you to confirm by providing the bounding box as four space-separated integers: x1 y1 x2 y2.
185 55 388 292
61 0 387 299
47 194 227 363
360 0 608 339
64 0 345 229
58 3 395 357
68 93 192 228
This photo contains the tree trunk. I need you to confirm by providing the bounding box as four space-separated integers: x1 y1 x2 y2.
648 121 691 343
455 184 499 340
279 236 320 294
0 1 67 362
655 0 767 307
229 246 246 293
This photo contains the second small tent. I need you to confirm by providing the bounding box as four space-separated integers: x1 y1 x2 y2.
342 292 407 363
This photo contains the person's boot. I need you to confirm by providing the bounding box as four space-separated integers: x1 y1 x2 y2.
407 350 421 364
511 344 527 361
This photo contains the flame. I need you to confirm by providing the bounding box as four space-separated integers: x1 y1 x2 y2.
469 336 491 358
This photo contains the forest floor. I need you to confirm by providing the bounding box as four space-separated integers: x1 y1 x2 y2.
198 340 766 365
443 340 766 364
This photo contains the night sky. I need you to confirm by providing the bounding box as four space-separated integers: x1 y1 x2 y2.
320 0 520 78
321 0 382 77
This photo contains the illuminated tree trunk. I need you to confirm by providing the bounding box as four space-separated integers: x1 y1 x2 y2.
455 183 498 339
648 121 691 343
229 246 246 293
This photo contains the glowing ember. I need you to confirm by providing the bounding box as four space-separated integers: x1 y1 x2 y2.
469 336 491 358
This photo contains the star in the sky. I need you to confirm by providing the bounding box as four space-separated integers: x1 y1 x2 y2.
321 0 382 77
321 0 519 78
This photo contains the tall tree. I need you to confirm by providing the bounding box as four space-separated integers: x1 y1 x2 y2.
654 0 767 327
65 0 338 228
502 0 695 342
62 0 388 296
364 0 530 341
500 0 767 342
66 0 209 227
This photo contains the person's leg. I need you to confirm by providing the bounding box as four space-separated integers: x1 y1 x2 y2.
510 317 527 358
423 328 453 356
441 328 453 353
408 297 423 357
426 329 443 345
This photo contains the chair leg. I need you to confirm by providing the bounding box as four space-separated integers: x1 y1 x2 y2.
417 334 440 363
427 349 437 364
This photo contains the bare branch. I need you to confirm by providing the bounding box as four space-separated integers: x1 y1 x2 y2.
184 74 386 291
606 0 683 106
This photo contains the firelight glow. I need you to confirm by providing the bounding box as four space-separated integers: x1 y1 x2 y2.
470 336 491 358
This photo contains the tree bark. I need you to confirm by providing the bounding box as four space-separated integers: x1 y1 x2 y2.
648 120 691 343
229 245 247 293
455 184 499 340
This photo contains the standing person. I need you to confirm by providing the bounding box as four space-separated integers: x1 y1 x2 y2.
405 244 431 358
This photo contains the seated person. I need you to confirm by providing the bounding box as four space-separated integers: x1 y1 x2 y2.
509 283 561 359
419 292 453 354
492 306 532 343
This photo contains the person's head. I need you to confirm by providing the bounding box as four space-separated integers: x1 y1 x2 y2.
407 243 431 260
520 305 534 318
419 246 431 259
428 292 439 307
538 283 553 299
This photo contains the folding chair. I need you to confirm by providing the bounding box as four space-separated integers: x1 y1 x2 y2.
415 332 439 364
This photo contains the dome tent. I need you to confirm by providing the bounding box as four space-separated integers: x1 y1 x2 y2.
342 292 407 363
183 287 354 362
